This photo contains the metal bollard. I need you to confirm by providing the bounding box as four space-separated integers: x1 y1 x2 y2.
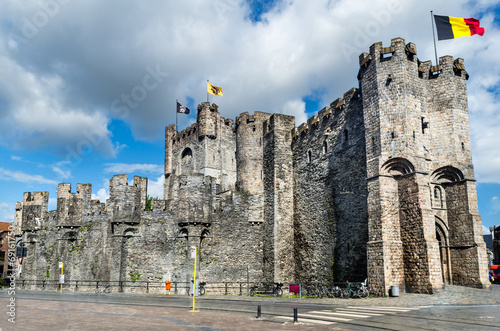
256 305 261 319
293 308 298 323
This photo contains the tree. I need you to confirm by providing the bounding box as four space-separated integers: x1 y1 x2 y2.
146 195 159 211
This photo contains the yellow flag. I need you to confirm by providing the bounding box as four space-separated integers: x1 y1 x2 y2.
207 82 223 96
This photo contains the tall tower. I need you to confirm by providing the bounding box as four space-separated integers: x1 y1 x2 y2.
263 113 295 283
235 111 271 224
359 37 490 295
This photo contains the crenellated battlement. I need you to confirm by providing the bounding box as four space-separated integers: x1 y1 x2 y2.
108 174 147 223
171 123 198 145
292 87 361 144
55 183 94 227
235 111 271 127
358 37 469 81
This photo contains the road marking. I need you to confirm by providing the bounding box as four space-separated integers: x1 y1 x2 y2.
274 316 335 325
273 306 421 325
334 309 383 316
346 306 416 312
298 313 351 322
314 310 376 318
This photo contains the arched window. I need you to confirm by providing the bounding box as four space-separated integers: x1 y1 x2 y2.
434 186 443 208
181 148 194 175
181 148 193 158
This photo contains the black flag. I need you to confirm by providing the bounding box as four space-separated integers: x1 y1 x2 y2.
177 101 190 114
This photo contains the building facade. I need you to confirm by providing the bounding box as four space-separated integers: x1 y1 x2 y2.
15 38 490 296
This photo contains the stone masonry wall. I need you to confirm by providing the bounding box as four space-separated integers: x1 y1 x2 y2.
292 89 368 284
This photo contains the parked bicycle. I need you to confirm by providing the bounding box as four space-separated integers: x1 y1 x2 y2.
249 283 283 297
318 284 343 298
302 283 320 298
273 282 283 297
188 280 206 296
331 285 343 298
249 284 258 296
357 279 369 298
342 280 369 299
95 284 112 294
198 281 206 296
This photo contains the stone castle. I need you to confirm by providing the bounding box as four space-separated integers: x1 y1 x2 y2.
14 38 491 296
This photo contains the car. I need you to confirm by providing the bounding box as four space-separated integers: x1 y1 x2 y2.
489 265 500 283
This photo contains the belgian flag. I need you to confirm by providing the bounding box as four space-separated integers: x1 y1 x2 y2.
434 15 485 40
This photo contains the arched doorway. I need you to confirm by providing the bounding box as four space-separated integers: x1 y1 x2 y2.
435 218 451 284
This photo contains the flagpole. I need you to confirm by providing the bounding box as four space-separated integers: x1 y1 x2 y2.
207 80 209 103
431 11 439 67
176 99 178 132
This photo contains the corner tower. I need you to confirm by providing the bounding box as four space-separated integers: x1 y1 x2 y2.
359 37 490 295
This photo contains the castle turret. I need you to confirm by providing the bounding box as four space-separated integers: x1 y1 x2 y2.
14 202 22 236
56 183 93 227
107 174 147 223
235 111 271 195
197 102 219 139
263 113 295 283
133 176 148 210
19 191 49 231
164 124 176 179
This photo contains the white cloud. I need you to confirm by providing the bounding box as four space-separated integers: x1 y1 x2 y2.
147 175 165 199
91 188 109 204
483 225 491 235
0 202 14 223
51 160 72 179
52 166 71 179
0 167 58 185
103 163 163 174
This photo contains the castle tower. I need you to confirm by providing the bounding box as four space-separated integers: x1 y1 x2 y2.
56 183 93 228
14 202 22 236
235 112 272 224
107 175 147 223
19 191 49 231
164 102 236 207
164 124 176 201
263 113 295 283
359 37 489 295
197 102 219 139
17 191 49 280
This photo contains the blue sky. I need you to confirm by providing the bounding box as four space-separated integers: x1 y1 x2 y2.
0 0 499 233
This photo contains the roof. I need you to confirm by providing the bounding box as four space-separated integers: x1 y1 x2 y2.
0 222 11 232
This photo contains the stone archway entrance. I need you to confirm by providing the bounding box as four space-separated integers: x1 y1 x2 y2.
435 219 451 284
